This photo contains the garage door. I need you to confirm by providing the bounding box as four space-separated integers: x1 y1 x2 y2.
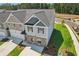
10 30 24 40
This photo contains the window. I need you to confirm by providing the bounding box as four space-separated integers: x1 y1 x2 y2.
0 25 2 28
38 28 44 34
31 38 33 42
13 24 15 27
37 41 41 44
8 23 10 28
28 27 33 32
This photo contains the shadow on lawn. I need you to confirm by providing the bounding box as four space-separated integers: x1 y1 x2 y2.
1 38 10 42
66 51 75 56
43 29 64 56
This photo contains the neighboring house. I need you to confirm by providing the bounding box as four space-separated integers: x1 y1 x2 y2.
0 12 11 37
4 11 26 40
0 9 55 47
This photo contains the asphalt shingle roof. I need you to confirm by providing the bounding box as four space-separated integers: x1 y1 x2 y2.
24 9 55 26
6 14 22 23
0 9 55 26
12 10 26 23
0 12 10 23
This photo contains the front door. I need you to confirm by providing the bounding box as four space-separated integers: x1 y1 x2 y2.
6 27 11 37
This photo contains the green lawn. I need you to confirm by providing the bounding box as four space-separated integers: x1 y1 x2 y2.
43 24 76 56
0 41 5 45
0 38 9 45
55 24 76 55
8 45 25 56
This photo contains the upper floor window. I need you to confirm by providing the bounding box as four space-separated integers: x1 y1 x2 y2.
13 24 15 27
28 27 33 32
0 25 2 28
38 28 44 34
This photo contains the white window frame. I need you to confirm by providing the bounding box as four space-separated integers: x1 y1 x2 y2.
27 26 33 32
38 27 44 34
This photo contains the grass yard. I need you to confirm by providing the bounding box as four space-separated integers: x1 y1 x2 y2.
0 38 9 46
43 24 76 56
8 45 25 56
0 41 5 45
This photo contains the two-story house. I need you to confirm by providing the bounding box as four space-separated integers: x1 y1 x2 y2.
24 9 55 47
4 10 26 40
0 9 55 47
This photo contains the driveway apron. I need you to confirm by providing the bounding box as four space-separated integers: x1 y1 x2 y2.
19 47 41 56
0 40 17 56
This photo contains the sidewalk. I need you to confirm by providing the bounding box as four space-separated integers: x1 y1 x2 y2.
65 24 79 56
19 47 41 56
0 40 17 56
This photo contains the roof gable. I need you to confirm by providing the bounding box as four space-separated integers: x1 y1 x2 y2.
25 16 39 25
36 21 46 27
5 13 22 23
12 10 26 23
34 11 50 26
24 9 55 26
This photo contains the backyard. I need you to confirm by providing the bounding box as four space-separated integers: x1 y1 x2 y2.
43 24 76 56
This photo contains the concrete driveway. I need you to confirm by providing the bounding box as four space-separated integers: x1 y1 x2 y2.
19 47 41 56
0 40 17 56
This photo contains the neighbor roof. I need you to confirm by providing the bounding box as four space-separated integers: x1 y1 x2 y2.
0 12 10 23
12 10 26 23
0 9 55 26
6 14 22 23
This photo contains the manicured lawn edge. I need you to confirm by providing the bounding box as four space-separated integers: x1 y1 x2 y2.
0 41 5 45
0 38 9 46
57 24 77 55
8 45 25 56
43 23 76 56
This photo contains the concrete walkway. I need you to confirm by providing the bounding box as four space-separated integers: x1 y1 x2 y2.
0 40 17 56
19 47 41 56
65 24 79 56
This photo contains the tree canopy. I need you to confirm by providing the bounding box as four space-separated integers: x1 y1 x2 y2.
0 3 79 15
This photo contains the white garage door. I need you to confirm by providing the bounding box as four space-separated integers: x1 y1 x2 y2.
10 30 24 40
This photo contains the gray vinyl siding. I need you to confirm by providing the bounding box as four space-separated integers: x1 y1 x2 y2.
5 23 23 31
0 23 4 29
